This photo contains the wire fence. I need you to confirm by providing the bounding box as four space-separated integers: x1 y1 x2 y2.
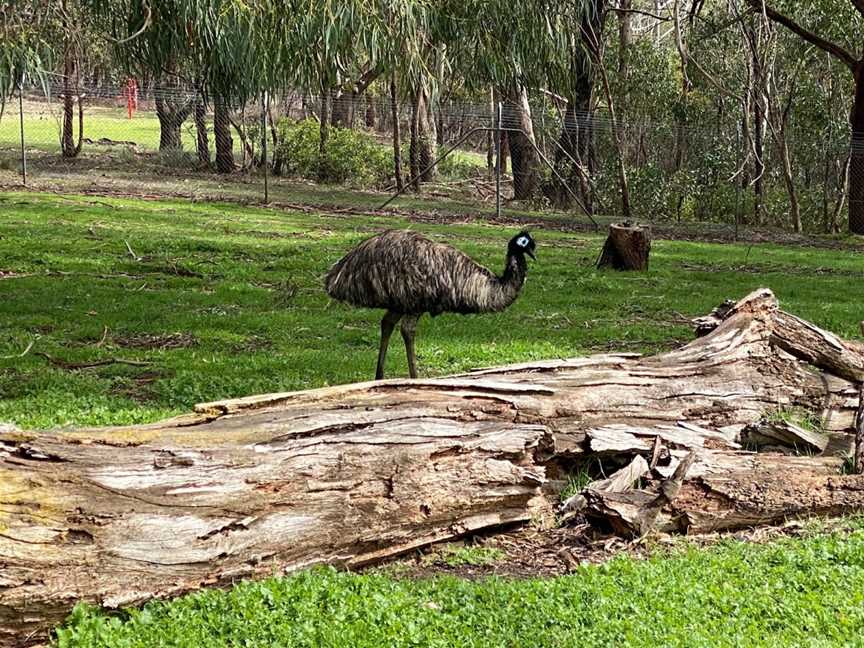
0 80 856 237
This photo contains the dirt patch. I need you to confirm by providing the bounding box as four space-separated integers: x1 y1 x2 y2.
110 369 169 403
113 332 198 350
678 261 864 278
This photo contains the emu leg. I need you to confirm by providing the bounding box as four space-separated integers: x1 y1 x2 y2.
401 315 419 379
376 311 403 380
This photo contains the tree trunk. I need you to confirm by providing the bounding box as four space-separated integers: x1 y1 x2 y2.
195 96 210 165
502 85 540 200
331 91 356 128
4 290 864 644
213 99 234 174
365 99 376 129
61 46 81 158
778 136 801 232
409 83 436 188
154 78 195 152
617 0 632 123
753 98 766 223
155 102 185 151
550 0 605 211
331 70 380 129
849 64 864 234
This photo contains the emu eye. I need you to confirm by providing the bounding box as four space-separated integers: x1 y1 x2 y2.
516 236 530 248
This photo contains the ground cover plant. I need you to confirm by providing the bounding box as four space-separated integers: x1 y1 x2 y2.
53 517 864 647
1 191 863 430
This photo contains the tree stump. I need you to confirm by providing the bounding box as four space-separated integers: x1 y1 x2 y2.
597 222 651 271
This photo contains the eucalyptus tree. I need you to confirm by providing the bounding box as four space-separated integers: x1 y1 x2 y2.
89 0 198 155
92 0 200 152
95 0 263 170
0 1 51 123
743 0 864 234
444 0 583 201
5 0 90 157
553 0 608 212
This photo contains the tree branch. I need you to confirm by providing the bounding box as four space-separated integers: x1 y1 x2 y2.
609 7 671 22
748 1 858 71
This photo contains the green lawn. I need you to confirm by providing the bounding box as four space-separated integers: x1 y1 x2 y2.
0 104 201 154
1 191 863 430
55 519 864 647
3 190 864 646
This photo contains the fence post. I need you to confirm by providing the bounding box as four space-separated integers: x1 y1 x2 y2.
17 75 27 187
261 91 269 203
495 101 502 219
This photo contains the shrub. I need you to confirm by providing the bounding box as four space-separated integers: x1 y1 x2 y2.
274 118 392 187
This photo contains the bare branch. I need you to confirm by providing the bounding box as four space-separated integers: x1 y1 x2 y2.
609 7 671 22
104 1 152 45
747 0 858 70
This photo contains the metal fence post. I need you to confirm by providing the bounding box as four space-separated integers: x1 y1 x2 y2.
261 91 269 203
495 101 502 219
17 76 27 186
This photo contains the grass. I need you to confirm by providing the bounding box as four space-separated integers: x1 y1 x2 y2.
420 544 506 568
0 104 203 154
2 190 864 430
2 189 864 645
53 518 864 647
766 406 825 434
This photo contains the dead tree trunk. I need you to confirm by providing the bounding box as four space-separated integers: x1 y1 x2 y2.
4 289 864 645
597 222 651 270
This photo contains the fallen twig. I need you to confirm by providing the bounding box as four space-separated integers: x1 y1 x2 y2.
35 352 150 370
125 240 141 262
1 340 35 360
94 326 110 348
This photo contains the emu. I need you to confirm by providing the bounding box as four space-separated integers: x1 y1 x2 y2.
324 229 536 379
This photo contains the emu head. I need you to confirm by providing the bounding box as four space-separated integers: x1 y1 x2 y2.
508 231 536 260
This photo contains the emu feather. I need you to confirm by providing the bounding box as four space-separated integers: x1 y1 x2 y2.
325 229 536 379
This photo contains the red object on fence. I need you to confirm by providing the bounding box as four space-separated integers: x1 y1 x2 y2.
121 79 139 119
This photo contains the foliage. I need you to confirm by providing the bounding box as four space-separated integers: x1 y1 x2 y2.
53 518 864 646
274 118 391 185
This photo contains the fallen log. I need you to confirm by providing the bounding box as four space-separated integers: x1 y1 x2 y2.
4 287 864 646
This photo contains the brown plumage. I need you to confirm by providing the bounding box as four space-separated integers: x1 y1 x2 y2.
325 229 536 379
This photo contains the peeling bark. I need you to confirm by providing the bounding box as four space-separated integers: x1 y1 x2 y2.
4 288 864 645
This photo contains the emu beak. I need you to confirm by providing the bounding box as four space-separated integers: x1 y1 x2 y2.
527 249 536 260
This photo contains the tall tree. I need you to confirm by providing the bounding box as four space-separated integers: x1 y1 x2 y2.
745 0 864 234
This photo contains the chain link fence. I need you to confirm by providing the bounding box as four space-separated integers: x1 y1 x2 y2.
0 80 855 238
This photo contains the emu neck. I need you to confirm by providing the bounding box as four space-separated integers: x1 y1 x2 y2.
490 253 527 311
501 253 527 284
